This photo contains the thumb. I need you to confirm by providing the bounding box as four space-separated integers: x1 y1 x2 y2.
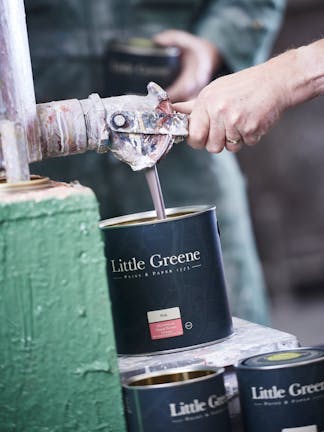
153 30 176 46
173 99 195 114
153 30 192 48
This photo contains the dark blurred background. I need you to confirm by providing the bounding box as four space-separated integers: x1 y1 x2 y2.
237 0 324 344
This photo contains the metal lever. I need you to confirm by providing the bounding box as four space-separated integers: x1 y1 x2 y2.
108 111 188 138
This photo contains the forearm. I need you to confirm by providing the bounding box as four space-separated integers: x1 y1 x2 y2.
266 39 324 110
175 38 324 153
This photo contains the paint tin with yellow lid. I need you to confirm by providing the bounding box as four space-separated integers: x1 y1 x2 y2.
236 348 324 432
104 37 180 96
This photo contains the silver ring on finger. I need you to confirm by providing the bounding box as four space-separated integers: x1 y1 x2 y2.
226 137 241 146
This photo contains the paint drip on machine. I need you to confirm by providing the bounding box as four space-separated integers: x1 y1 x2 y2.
100 205 233 355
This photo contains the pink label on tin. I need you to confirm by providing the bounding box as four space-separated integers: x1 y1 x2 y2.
149 318 183 340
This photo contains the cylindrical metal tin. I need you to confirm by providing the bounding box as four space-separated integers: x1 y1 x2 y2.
236 348 324 432
103 38 181 96
123 367 231 432
100 205 233 355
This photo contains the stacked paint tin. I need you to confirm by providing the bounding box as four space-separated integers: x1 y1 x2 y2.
101 205 234 430
236 347 324 432
101 208 324 431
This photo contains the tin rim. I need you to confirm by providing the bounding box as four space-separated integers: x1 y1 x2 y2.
108 38 180 57
100 205 215 229
123 366 224 390
0 175 51 192
236 347 324 371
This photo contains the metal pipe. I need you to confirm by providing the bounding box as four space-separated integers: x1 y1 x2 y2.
0 0 40 182
36 95 108 159
0 120 30 182
0 76 187 172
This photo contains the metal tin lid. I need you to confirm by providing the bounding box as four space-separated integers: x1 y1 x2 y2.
0 175 51 192
123 366 224 390
237 348 324 370
107 37 180 58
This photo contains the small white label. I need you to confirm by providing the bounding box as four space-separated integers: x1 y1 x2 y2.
147 307 181 324
282 426 318 432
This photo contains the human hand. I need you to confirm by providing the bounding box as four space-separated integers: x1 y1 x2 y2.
173 60 289 153
154 29 222 103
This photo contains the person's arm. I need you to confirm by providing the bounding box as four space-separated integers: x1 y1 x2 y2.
193 0 286 72
174 39 324 153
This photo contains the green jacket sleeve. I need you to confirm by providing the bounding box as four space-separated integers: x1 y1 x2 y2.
193 0 286 71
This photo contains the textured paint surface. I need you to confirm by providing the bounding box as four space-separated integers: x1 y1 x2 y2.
0 183 126 432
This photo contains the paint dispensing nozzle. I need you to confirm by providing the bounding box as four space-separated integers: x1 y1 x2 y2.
101 82 188 170
27 82 188 171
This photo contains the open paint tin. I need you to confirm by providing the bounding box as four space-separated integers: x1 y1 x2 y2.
103 37 180 96
123 367 231 432
236 347 324 432
100 205 233 355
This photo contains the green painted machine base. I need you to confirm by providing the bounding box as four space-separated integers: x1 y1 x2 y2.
0 182 126 432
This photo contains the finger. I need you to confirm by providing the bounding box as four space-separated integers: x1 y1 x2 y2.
173 100 195 114
244 133 263 146
224 125 244 152
153 30 178 46
241 117 265 146
153 30 193 48
225 141 243 153
205 116 226 153
187 104 210 150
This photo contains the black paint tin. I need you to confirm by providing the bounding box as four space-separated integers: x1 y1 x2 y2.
103 38 181 96
123 367 231 432
100 205 233 355
236 348 324 432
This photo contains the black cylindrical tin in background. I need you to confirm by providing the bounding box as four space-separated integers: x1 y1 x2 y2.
236 348 324 432
103 38 181 96
100 206 233 355
123 367 231 432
